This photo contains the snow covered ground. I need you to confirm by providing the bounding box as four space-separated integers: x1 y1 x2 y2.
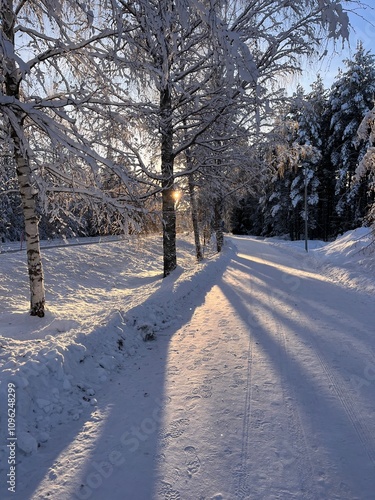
0 228 374 499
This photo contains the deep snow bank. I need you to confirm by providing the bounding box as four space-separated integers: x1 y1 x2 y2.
313 227 375 294
0 311 133 459
265 227 375 295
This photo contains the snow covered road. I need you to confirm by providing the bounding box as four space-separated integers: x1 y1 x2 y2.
147 236 375 500
7 235 375 500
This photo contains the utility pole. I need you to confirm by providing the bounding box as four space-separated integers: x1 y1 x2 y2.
304 167 308 252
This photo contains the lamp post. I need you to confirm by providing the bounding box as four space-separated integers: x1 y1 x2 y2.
303 166 308 253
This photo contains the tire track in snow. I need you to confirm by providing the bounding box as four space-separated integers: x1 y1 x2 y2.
274 235 375 492
235 329 253 499
229 240 331 497
268 293 320 499
312 342 375 468
270 289 375 498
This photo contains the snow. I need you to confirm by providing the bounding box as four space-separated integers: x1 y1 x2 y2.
1 229 375 499
314 227 375 293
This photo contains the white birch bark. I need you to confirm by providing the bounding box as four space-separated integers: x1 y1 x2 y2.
15 148 45 316
2 0 45 316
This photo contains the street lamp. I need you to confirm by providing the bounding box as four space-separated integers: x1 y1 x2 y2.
302 166 308 252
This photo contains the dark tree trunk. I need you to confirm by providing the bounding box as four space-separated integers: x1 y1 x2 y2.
214 202 224 253
160 85 177 277
188 172 203 262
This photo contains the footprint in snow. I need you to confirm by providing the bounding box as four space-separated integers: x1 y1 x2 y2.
185 394 201 401
207 340 220 348
218 319 229 327
232 373 246 386
158 481 181 500
252 408 266 429
184 446 201 477
209 368 222 379
167 365 180 375
193 383 212 398
229 334 240 341
161 418 190 441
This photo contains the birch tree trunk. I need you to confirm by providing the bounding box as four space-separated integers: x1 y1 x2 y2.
15 145 45 316
2 0 45 316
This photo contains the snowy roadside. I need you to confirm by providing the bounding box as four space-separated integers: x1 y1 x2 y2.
265 227 375 295
313 227 375 294
0 235 125 254
0 234 230 478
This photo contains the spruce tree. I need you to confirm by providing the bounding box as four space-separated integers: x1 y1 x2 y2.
327 42 375 232
296 77 335 240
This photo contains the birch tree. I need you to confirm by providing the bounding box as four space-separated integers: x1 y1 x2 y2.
182 0 356 248
1 0 47 316
0 0 141 316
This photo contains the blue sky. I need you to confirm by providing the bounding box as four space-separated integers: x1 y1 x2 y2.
292 3 375 92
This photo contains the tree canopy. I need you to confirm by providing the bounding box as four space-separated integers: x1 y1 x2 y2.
0 0 365 315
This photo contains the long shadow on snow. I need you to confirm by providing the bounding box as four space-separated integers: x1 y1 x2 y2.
227 249 375 403
35 244 233 500
230 251 374 356
217 249 375 497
